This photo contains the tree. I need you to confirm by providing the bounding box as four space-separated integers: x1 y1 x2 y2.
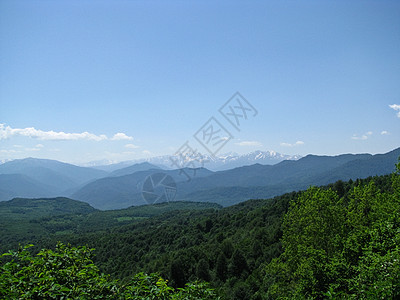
170 258 186 288
251 240 262 259
216 252 228 281
265 160 400 298
196 258 210 282
221 239 234 258
125 272 219 299
351 220 400 298
0 243 118 299
0 243 220 299
266 187 346 298
230 249 248 278
333 180 345 198
204 219 213 233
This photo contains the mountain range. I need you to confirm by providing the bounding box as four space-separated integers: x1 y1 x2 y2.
72 147 400 209
71 167 214 210
0 150 297 202
0 158 107 193
84 150 302 171
1 148 399 209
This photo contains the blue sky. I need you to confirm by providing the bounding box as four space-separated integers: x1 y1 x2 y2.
1 0 399 164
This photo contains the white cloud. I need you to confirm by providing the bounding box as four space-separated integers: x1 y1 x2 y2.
23 143 45 152
125 143 139 149
351 131 373 140
0 124 133 142
0 124 107 141
280 140 304 147
389 104 400 118
351 135 367 140
0 149 18 154
381 130 390 135
235 141 262 147
122 151 136 155
111 133 133 140
142 150 152 155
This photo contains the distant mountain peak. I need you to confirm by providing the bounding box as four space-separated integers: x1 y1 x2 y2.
108 162 161 177
86 150 302 172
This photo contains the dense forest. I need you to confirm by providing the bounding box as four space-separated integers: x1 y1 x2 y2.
1 161 399 299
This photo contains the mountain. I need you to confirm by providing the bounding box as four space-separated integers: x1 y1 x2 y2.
147 150 301 171
71 167 214 210
0 174 55 201
108 162 161 177
0 158 108 196
83 160 140 172
0 199 221 253
0 197 96 219
0 159 13 164
72 147 400 209
176 152 379 193
176 148 400 206
88 150 301 172
203 150 302 170
0 196 97 246
2 148 398 208
310 148 400 185
0 151 297 202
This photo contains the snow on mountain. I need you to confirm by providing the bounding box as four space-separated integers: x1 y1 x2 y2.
199 150 302 170
0 158 13 165
88 150 301 172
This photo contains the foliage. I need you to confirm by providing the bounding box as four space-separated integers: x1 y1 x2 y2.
265 165 400 299
0 243 118 299
0 243 219 299
0 200 220 253
124 273 218 299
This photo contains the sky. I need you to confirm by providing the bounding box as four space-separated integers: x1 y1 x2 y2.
1 0 399 165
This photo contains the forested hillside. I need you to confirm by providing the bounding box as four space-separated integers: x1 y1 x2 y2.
0 201 220 253
1 161 399 298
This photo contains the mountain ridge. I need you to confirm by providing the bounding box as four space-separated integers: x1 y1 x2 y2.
72 147 400 209
85 150 302 171
1 148 399 207
0 158 109 200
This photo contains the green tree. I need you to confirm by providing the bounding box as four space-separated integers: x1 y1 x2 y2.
216 252 228 281
351 220 400 298
265 160 400 298
231 249 248 278
266 187 346 298
221 238 234 258
0 243 118 299
170 258 186 288
333 180 345 198
124 272 219 300
0 243 220 299
196 258 210 282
